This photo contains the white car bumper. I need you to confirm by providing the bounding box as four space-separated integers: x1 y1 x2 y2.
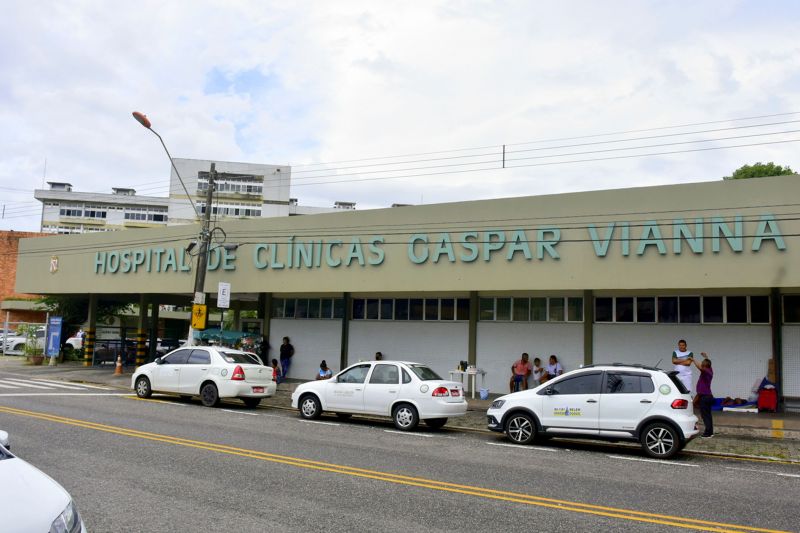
420 399 468 419
217 380 277 398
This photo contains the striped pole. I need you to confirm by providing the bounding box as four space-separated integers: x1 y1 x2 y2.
135 329 147 367
82 330 95 367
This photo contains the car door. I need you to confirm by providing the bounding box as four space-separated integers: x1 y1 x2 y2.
362 364 401 415
179 349 212 394
538 371 602 434
325 364 370 413
599 372 658 435
153 349 191 393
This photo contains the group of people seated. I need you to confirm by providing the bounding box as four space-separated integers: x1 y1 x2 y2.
509 353 563 392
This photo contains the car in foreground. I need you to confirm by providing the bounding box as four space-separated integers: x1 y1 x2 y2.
132 346 276 408
291 360 467 430
0 430 87 533
487 363 699 459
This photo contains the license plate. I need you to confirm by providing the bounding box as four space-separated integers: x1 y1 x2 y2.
252 387 264 393
450 389 460 397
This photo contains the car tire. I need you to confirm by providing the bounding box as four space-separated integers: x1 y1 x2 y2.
299 394 322 419
392 403 419 431
641 422 680 459
243 398 261 409
335 413 352 420
425 418 448 429
505 412 536 445
200 383 220 407
135 376 152 399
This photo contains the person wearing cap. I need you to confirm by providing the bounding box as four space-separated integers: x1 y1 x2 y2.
316 360 332 380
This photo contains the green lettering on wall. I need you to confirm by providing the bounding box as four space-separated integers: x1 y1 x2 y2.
164 248 178 272
153 248 165 272
408 234 429 264
672 219 704 254
206 247 220 272
507 229 532 261
94 252 106 274
132 249 146 272
107 252 120 274
711 216 743 253
270 243 284 269
325 241 342 267
588 223 614 257
368 237 385 265
620 223 630 256
460 232 479 262
222 248 236 271
254 244 269 269
345 238 365 266
294 241 313 268
536 227 560 260
287 237 294 268
637 221 667 256
179 249 191 272
752 214 787 251
121 250 132 273
432 233 456 263
483 231 505 261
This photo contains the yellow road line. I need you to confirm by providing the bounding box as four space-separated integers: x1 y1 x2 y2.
0 405 789 533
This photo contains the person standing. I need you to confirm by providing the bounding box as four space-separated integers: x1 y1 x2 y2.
692 353 714 438
509 353 532 392
671 339 696 393
279 336 294 380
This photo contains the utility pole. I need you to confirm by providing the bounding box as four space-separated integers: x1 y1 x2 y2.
186 163 216 346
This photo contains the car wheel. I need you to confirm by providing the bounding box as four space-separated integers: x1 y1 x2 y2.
425 418 448 429
243 398 261 409
335 413 352 420
299 394 322 420
392 403 419 431
135 376 152 398
505 413 536 445
641 422 680 459
200 383 219 407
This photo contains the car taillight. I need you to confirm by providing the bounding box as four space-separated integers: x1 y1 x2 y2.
671 399 689 409
432 386 450 397
231 365 246 381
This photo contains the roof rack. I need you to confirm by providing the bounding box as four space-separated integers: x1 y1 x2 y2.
579 362 663 371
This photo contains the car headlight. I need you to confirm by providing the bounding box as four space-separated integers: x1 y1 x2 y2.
49 499 82 533
490 399 505 409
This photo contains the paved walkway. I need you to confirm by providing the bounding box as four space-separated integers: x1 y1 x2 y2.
3 357 799 461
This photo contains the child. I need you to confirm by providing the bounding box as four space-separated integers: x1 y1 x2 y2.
530 357 546 388
271 358 281 383
316 360 332 380
692 353 714 438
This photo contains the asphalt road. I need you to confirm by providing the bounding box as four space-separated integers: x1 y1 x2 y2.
1 388 798 532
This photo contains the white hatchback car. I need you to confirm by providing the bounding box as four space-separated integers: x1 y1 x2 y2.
291 361 468 430
487 364 699 459
0 430 87 533
132 346 276 408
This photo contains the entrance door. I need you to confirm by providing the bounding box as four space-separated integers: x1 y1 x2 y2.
326 363 370 413
539 371 602 434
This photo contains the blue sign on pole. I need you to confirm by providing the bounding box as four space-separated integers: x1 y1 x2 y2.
46 316 63 358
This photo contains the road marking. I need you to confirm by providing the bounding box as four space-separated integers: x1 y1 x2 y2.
607 455 698 468
299 420 340 426
723 466 800 479
0 405 788 533
124 396 188 406
0 379 52 389
32 379 112 390
384 430 434 438
221 409 259 416
486 442 560 452
29 380 89 390
0 393 132 397
0 382 21 389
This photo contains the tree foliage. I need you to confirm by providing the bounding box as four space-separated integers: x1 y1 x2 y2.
723 162 794 180
37 296 132 328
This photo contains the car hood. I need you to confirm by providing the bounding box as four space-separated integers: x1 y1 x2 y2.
0 456 71 531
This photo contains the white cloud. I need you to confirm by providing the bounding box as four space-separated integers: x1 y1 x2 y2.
1 0 799 230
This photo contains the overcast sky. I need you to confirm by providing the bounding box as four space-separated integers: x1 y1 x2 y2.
2 1 799 231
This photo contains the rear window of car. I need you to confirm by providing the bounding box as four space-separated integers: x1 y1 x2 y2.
219 351 259 364
407 365 442 381
667 371 690 394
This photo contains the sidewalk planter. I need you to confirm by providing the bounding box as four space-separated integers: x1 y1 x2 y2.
29 355 44 366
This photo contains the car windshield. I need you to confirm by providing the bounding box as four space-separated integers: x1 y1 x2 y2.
219 351 261 365
407 365 442 381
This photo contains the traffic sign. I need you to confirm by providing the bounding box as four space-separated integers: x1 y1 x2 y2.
217 282 231 309
191 304 208 330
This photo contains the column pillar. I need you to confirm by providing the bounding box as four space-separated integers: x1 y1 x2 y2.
149 301 160 361
583 290 594 367
468 291 478 366
259 293 272 362
340 293 350 371
770 288 783 407
136 294 148 367
83 294 97 367
232 300 242 331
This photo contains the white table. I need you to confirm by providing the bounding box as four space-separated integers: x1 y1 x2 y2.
448 368 487 399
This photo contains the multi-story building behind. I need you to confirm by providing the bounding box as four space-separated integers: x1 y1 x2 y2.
34 158 355 235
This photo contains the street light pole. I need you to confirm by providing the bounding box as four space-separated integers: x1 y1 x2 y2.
132 111 216 347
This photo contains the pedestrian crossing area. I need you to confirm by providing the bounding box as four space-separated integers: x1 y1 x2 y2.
0 375 125 396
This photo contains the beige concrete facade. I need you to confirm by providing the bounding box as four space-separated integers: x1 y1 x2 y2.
15 175 800 297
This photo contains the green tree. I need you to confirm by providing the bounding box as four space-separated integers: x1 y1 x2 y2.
37 296 132 330
723 162 794 180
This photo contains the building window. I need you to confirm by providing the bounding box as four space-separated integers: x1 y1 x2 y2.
425 299 439 320
596 295 768 324
615 297 634 323
531 298 547 321
679 296 701 323
726 296 747 324
395 299 409 320
271 298 344 319
567 297 583 322
513 298 530 322
479 298 494 321
409 299 424 320
440 299 455 321
456 298 470 321
658 297 679 323
495 298 511 321
703 296 723 323
380 299 394 320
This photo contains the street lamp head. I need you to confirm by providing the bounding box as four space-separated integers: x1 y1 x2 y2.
222 243 239 251
132 111 152 129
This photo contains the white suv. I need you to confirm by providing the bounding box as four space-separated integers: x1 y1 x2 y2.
487 364 699 459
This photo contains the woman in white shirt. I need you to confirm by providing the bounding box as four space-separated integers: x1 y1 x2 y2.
546 355 564 381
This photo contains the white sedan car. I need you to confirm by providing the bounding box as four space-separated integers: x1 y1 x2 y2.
0 430 87 533
291 360 467 430
132 346 276 408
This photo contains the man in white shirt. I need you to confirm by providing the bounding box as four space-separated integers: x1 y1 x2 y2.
671 339 695 392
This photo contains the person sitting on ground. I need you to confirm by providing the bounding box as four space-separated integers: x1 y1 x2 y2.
509 352 532 392
316 360 333 380
530 357 546 388
545 355 563 381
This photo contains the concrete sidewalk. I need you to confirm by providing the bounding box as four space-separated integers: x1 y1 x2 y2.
3 357 799 460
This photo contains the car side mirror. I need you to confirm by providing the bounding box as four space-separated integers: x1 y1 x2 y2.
155 357 163 365
545 387 553 395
